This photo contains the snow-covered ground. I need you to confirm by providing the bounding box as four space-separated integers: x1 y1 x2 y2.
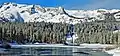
80 43 115 49
80 44 120 56
105 47 120 56
113 52 120 56
11 43 115 49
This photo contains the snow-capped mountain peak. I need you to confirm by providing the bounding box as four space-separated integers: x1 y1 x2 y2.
0 2 120 23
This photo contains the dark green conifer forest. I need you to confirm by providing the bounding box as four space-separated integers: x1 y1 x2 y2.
0 21 120 44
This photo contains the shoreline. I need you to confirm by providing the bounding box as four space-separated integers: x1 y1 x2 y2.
10 43 116 48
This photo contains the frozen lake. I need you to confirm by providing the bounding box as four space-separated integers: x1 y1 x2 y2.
0 47 113 56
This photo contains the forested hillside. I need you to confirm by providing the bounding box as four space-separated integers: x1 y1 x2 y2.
75 21 120 44
0 22 68 44
0 21 120 44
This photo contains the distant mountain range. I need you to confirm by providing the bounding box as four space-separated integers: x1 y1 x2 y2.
0 2 120 24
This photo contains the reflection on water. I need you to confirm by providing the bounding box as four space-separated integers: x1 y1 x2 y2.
0 47 113 56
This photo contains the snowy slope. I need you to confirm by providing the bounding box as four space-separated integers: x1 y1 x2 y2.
0 2 120 24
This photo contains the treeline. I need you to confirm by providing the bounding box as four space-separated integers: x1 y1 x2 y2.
0 22 68 44
75 21 120 44
0 21 120 44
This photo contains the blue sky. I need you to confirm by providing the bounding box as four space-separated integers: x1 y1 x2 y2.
0 0 120 10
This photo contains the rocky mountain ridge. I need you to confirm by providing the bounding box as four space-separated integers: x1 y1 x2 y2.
0 2 120 24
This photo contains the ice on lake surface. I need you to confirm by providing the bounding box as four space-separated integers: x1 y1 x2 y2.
0 47 113 56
